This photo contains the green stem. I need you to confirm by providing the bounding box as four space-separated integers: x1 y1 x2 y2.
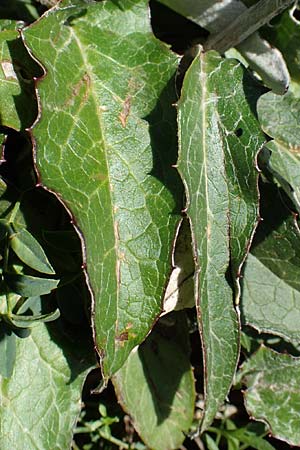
99 430 130 449
204 0 295 53
3 234 10 314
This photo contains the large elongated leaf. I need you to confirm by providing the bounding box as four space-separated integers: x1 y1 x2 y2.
113 312 195 450
10 228 55 275
241 345 300 446
177 50 265 431
23 0 182 377
0 322 95 450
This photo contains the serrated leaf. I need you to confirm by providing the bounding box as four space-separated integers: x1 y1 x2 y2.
113 312 195 450
0 26 40 130
4 273 59 296
0 322 95 449
242 181 300 342
241 345 300 446
10 228 55 274
23 0 182 377
177 50 265 431
0 323 16 378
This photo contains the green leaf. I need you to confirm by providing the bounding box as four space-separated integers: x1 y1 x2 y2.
113 312 195 450
14 295 41 315
177 50 265 431
7 308 60 328
23 0 182 377
4 273 59 296
0 322 95 449
0 323 16 378
9 228 55 274
205 434 220 450
227 427 275 450
258 90 300 149
258 90 300 212
242 181 300 342
0 25 40 130
241 345 300 446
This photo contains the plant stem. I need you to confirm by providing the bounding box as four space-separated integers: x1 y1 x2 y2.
99 430 130 449
204 0 295 53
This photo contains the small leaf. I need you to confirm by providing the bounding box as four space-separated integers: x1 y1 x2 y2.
6 309 60 328
241 345 300 446
205 434 220 450
113 312 195 450
14 295 42 315
0 323 16 378
4 273 59 297
10 228 55 274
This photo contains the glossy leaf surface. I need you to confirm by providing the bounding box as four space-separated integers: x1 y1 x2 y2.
177 50 265 431
23 0 182 377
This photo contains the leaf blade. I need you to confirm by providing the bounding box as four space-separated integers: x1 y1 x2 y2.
177 50 265 431
23 0 182 377
10 228 55 275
